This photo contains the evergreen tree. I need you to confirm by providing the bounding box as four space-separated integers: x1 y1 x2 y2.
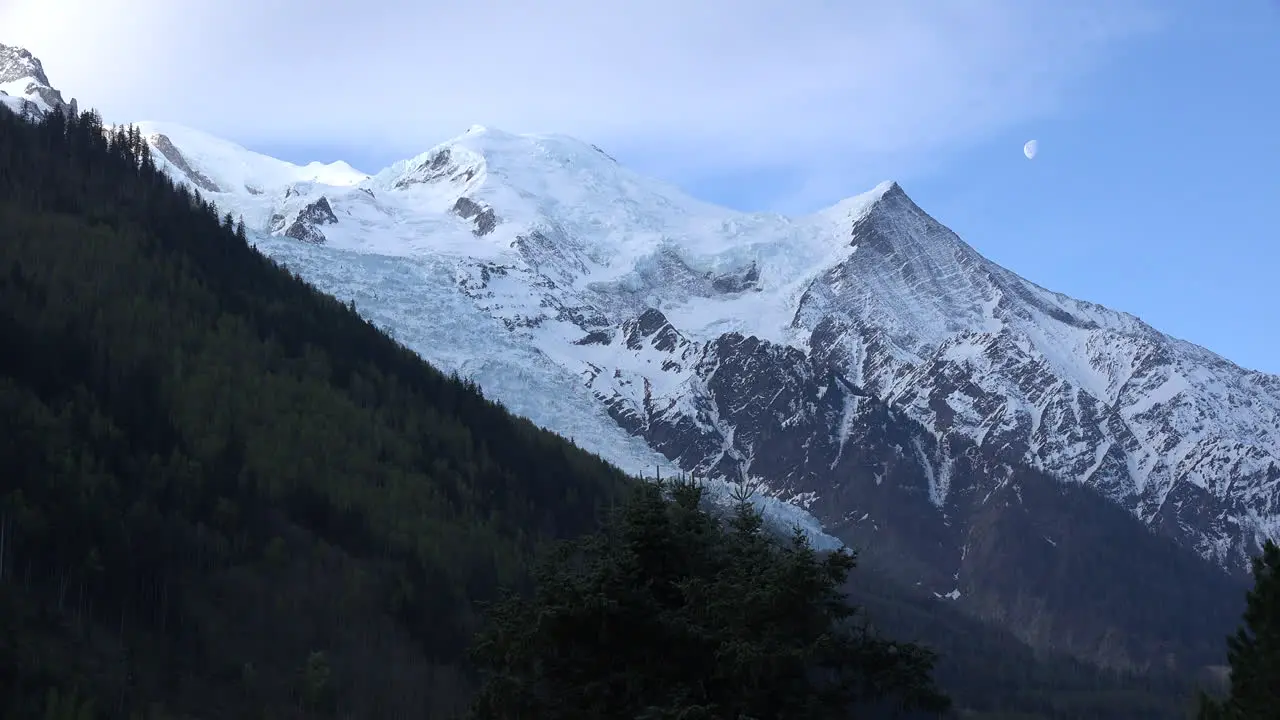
1197 540 1280 719
467 476 951 719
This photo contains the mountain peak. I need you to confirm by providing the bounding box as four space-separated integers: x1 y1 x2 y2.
865 179 929 219
815 180 904 226
856 180 915 212
372 125 725 233
878 180 908 201
0 42 74 117
0 43 50 86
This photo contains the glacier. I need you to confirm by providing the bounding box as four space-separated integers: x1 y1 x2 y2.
256 234 844 551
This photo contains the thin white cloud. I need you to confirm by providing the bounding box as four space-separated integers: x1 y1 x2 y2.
2 0 1162 208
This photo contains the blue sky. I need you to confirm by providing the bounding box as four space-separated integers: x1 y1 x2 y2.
868 3 1280 376
5 0 1275 372
1012 6 1273 375
683 2 1280 374
669 4 1279 376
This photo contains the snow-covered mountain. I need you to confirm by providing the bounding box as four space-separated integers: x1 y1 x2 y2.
126 119 1279 571
3 41 1271 668
0 44 75 118
124 120 846 548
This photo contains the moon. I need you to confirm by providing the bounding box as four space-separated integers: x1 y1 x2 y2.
1023 139 1038 160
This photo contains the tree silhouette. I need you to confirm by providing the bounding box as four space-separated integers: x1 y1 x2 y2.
1197 540 1280 719
467 476 950 719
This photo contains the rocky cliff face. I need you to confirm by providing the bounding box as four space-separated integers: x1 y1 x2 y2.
543 180 1277 577
0 45 51 86
572 305 1246 668
280 196 339 244
0 43 75 117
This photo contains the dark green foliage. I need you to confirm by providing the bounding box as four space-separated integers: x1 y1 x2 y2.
1197 540 1280 719
41 687 96 720
467 476 951 719
0 104 631 717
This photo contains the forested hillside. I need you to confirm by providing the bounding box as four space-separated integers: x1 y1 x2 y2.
0 106 633 718
0 105 1220 719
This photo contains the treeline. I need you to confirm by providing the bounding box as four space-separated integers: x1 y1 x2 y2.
0 105 631 718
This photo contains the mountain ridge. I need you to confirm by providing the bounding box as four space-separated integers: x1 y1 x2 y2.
138 114 1280 573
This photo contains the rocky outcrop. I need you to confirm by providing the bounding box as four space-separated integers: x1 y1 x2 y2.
452 196 498 236
0 44 51 86
0 43 76 116
296 196 338 226
393 147 478 189
147 133 222 192
283 196 339 244
284 222 326 244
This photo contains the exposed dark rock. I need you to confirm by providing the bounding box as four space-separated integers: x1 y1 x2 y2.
297 196 338 226
147 133 221 193
452 196 499 236
623 308 686 352
282 197 338 244
0 44 51 86
574 330 613 346
554 303 610 330
28 85 67 112
427 148 450 171
590 143 617 162
710 262 760 293
284 221 326 244
394 148 463 189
